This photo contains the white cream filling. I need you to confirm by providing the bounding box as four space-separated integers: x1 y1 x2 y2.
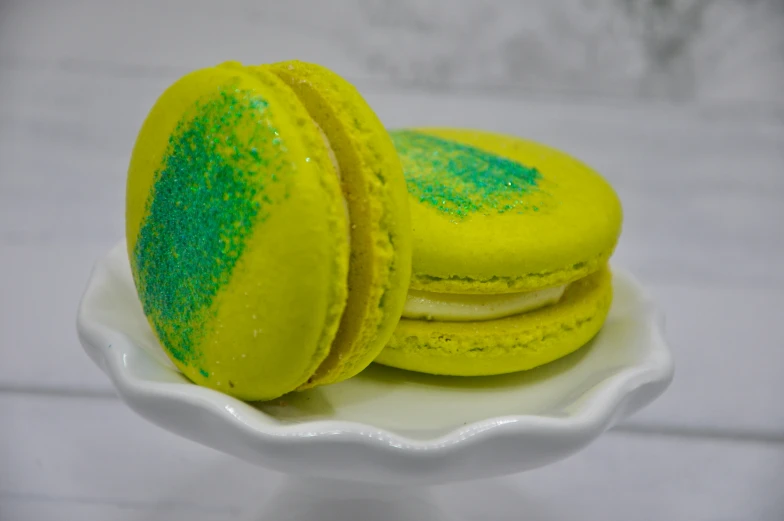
403 285 567 322
315 123 341 181
314 122 350 243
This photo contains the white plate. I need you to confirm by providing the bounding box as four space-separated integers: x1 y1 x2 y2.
78 241 673 484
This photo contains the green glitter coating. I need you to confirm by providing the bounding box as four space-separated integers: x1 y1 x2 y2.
390 130 541 217
133 87 289 364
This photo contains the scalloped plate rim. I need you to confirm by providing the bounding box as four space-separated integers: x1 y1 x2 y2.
77 240 674 454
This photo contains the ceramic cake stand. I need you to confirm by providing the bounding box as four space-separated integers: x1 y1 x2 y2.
78 241 673 516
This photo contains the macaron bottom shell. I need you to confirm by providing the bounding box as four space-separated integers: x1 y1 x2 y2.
267 61 412 390
376 268 613 376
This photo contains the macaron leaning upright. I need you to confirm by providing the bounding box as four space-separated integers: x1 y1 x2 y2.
126 60 411 401
375 129 622 376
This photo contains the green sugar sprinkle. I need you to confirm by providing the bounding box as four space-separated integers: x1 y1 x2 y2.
133 87 290 364
391 130 541 217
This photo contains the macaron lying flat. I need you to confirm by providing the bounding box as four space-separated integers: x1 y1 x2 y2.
375 129 622 376
126 61 411 401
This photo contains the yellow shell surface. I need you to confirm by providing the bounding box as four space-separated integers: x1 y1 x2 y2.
126 63 349 400
391 128 622 293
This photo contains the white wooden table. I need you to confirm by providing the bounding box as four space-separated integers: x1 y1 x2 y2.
2 1 783 520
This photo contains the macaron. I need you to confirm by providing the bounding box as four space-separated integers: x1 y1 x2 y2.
126 60 411 401
375 129 622 376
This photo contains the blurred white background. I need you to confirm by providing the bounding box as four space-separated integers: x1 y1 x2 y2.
1 1 783 520
4 0 784 103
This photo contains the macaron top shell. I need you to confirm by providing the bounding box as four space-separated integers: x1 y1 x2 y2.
391 128 622 293
126 63 349 400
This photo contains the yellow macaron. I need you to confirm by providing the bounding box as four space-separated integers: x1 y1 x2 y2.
126 61 411 400
375 128 622 376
